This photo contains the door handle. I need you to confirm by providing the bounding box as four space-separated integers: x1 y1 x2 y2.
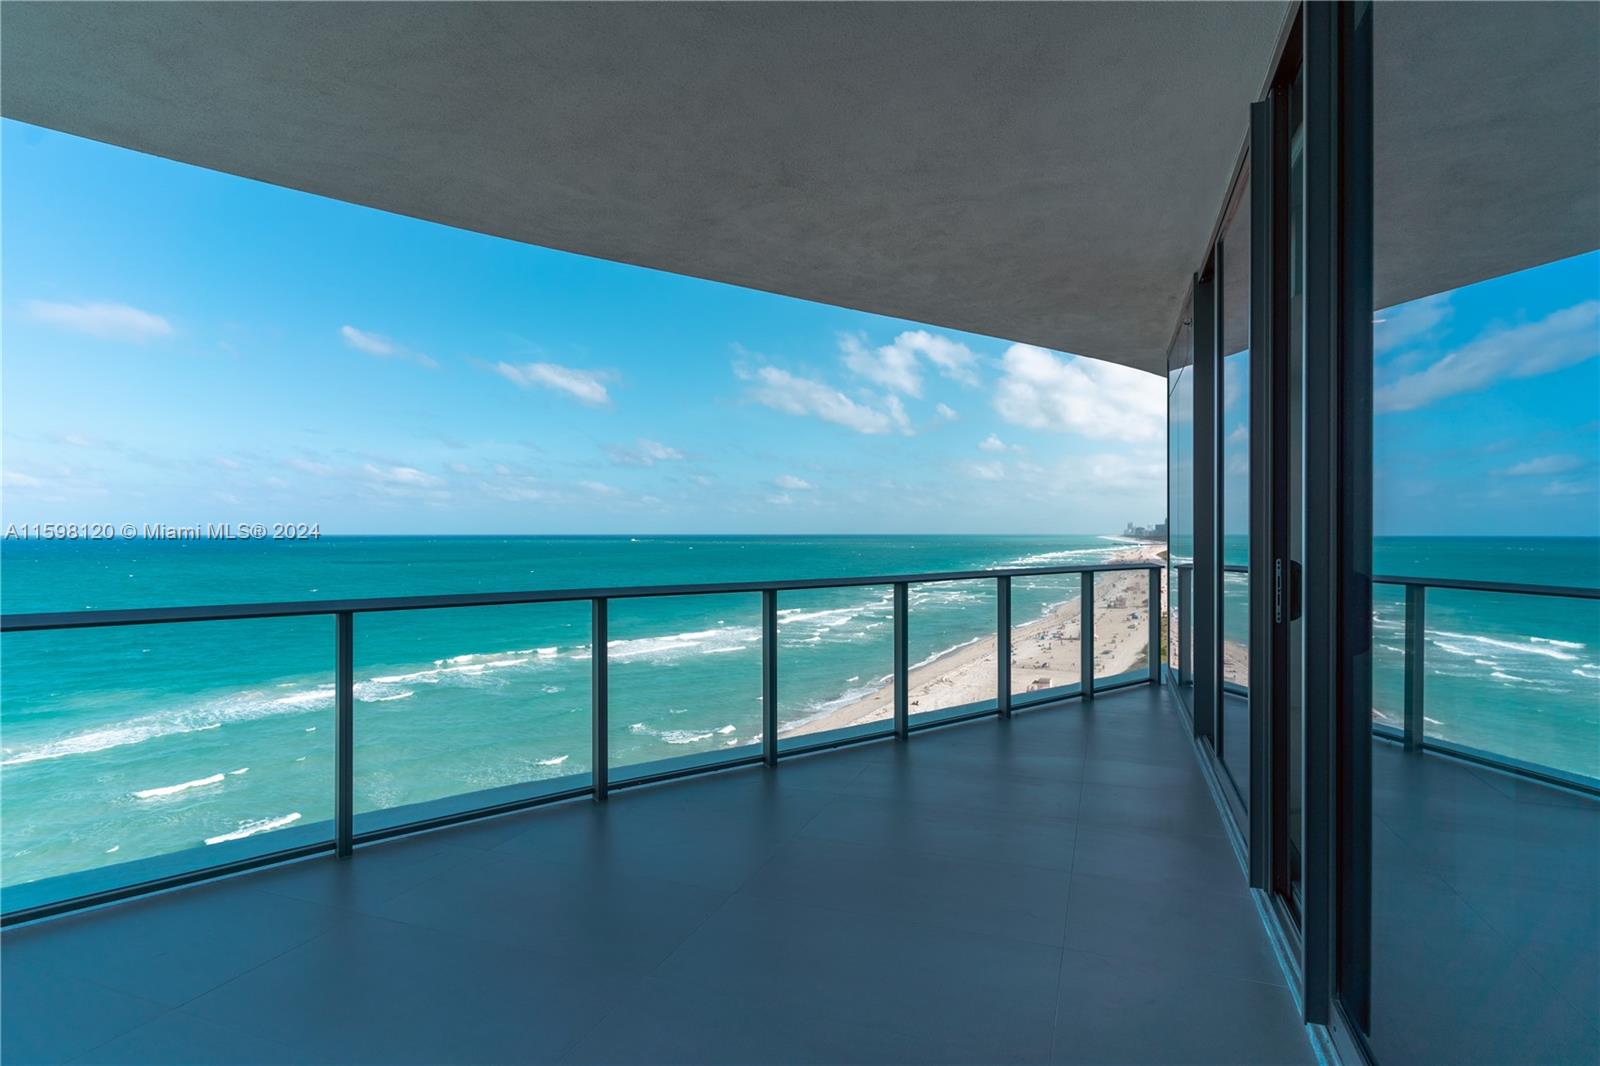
1289 559 1303 622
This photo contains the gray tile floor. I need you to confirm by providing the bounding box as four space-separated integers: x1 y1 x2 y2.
1369 742 1600 1066
2 686 1315 1065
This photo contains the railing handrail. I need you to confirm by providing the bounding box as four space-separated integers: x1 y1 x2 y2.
1170 560 1598 600
1371 574 1600 600
0 560 1161 633
2 557 1167 924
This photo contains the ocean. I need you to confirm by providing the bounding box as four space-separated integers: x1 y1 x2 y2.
0 534 1133 891
1 534 1595 895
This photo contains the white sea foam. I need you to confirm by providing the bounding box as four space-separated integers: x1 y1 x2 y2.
912 637 980 670
205 812 301 845
0 683 334 768
1002 546 1121 567
605 624 763 663
661 729 714 745
628 721 717 745
1431 630 1580 661
716 725 736 735
1573 664 1600 680
537 755 569 767
1531 637 1585 650
230 767 249 776
132 773 225 800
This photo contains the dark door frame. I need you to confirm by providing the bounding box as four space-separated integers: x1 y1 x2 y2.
1302 0 1374 1041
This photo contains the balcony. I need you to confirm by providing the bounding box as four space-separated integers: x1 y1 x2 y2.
1 681 1327 1065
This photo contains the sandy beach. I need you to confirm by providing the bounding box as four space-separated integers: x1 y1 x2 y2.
783 542 1168 739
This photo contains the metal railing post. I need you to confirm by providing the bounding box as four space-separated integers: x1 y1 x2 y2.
1081 571 1096 700
893 582 909 739
1403 584 1425 752
334 611 354 858
762 589 779 766
592 597 609 800
1148 567 1162 684
996 575 1012 717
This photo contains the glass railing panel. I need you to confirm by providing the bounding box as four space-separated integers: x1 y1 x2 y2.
352 603 591 834
607 593 762 782
1419 588 1599 784
1222 567 1250 690
0 617 333 915
1009 574 1082 706
907 578 997 723
1093 567 1152 687
1370 583 1408 736
776 585 894 751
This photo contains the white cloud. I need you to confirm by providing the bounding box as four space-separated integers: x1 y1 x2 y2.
1502 454 1583 477
1375 293 1452 355
340 325 395 356
965 460 1006 481
213 457 243 470
1543 479 1595 497
362 464 441 487
774 474 815 491
766 493 795 506
841 333 920 395
737 365 908 435
28 300 173 343
2 470 42 488
579 480 622 496
840 330 980 396
1376 300 1600 413
340 325 437 368
495 362 612 405
993 345 1165 443
935 403 959 421
608 438 684 466
1227 425 1249 446
885 395 912 434
979 433 1010 453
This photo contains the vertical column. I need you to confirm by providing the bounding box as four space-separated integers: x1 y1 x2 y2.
996 576 1012 717
1193 268 1220 744
762 589 779 766
1148 568 1163 684
1178 565 1193 687
1403 584 1426 752
335 611 354 858
1080 571 1096 700
893 582 909 739
592 598 609 802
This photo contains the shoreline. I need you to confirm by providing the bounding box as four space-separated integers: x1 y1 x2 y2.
783 543 1167 738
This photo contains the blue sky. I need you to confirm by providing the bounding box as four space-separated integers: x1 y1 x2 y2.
2 119 1596 536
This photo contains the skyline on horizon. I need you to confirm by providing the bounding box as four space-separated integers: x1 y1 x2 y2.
2 119 1596 538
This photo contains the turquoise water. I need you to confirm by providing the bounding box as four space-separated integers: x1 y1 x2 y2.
0 535 1133 891
3 533 1595 898
1176 535 1599 781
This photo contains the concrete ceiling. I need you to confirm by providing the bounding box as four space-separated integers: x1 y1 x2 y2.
2 3 1595 376
1374 2 1600 313
0 1 1289 374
